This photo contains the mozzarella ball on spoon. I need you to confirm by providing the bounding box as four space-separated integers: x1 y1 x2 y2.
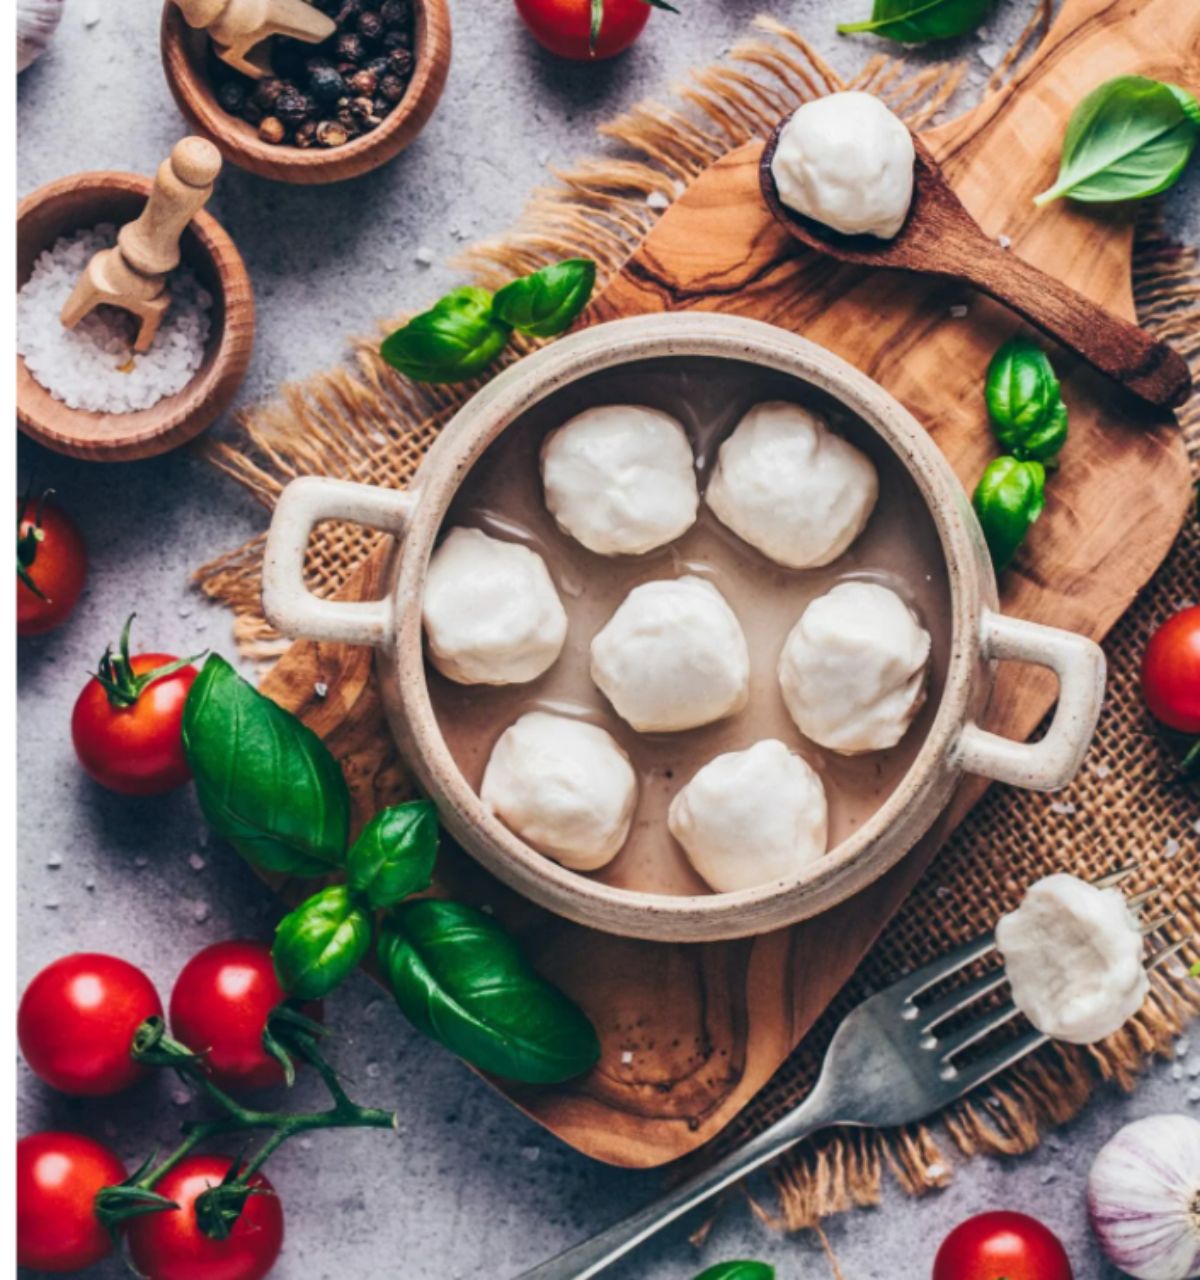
422 527 568 685
540 404 699 556
480 711 637 871
706 401 878 569
770 91 915 240
590 576 750 732
779 581 930 753
668 739 828 892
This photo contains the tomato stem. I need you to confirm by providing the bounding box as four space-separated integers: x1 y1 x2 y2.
16 481 51 602
89 613 205 710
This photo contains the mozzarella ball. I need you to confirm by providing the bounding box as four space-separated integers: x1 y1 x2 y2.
770 91 915 240
590 576 750 733
540 404 699 556
480 712 637 871
779 581 930 754
996 874 1148 1044
668 739 828 892
706 401 878 569
422 527 567 685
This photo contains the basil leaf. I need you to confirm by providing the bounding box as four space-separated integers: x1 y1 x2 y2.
837 0 991 42
346 800 439 910
273 885 373 999
972 456 1046 572
985 337 1069 463
492 259 596 339
1035 76 1200 206
380 287 511 383
378 900 600 1084
694 1265 775 1280
182 656 349 876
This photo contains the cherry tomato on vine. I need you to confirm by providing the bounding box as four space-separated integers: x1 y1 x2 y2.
17 489 87 636
71 613 200 796
18 1131 127 1272
170 940 319 1092
515 0 657 60
19 953 162 1096
127 1155 284 1280
1142 604 1200 734
932 1211 1073 1280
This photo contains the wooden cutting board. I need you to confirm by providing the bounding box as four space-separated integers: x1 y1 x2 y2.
259 0 1197 1169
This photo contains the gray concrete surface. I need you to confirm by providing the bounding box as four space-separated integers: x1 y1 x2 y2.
17 1 1200 1276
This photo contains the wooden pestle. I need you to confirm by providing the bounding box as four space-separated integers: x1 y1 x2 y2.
61 138 223 354
173 0 336 79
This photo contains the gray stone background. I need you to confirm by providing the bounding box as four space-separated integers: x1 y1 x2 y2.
16 0 1200 1276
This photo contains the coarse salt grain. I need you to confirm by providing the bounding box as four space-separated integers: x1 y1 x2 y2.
948 303 970 318
1049 801 1076 815
17 224 212 415
646 190 671 211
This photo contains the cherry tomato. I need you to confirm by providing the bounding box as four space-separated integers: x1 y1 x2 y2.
18 1131 127 1272
17 491 87 636
127 1155 284 1280
170 941 318 1092
515 0 651 60
1142 604 1200 734
19 953 162 1096
71 614 198 796
933 1211 1073 1280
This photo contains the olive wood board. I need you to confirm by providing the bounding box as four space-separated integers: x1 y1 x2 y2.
258 0 1196 1170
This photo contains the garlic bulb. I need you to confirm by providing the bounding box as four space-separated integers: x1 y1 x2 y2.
18 0 64 73
1088 1113 1200 1280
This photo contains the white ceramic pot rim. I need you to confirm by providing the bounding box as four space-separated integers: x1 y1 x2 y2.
262 314 1105 941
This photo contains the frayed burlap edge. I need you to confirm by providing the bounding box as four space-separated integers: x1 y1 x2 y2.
191 0 1199 1242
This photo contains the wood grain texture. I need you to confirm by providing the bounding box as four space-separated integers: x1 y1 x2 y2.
260 0 1196 1168
160 0 452 185
16 173 255 462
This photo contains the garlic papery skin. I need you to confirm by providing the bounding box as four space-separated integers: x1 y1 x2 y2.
1087 1114 1200 1280
18 0 65 72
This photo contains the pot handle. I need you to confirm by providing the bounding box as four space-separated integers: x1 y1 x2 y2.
262 477 413 648
953 610 1105 792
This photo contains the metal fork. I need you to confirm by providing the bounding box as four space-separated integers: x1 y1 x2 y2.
516 866 1185 1280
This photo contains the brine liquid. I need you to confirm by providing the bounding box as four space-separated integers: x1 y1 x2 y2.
429 356 953 897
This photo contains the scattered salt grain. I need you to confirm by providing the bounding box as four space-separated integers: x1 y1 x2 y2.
1188 1059 1200 1078
1093 763 1110 779
364 998 382 1021
1189 1086 1200 1104
997 233 1012 250
925 1162 950 1180
299 1137 314 1150
1164 837 1181 859
171 1087 191 1107
1172 1062 1185 1081
620 1050 634 1065
413 246 435 266
948 303 970 318
978 43 1003 68
936 885 951 900
314 681 329 698
46 852 62 869
17 224 212 414
134 855 149 868
646 190 671 211
44 899 59 910
365 1061 381 1079
192 900 210 924
1049 801 1076 815
84 878 95 892
188 853 206 872
520 1145 541 1162
1178 1037 1193 1055
537 149 551 165
1040 1169 1056 1184
480 903 494 914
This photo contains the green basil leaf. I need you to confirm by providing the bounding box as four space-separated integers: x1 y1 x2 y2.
972 456 1047 572
182 656 349 876
378 900 600 1084
273 885 373 1000
380 287 511 383
694 1265 776 1280
837 0 991 42
984 337 1069 463
346 801 439 910
1035 76 1200 206
492 259 597 339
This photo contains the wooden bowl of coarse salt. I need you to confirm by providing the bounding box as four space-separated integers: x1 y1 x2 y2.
17 172 254 462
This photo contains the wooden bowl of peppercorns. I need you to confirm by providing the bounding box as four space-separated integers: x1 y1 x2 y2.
160 0 451 185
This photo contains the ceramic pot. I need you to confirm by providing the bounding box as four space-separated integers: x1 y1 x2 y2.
262 313 1105 942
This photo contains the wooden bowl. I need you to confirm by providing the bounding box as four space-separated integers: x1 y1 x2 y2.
160 0 451 185
17 173 255 462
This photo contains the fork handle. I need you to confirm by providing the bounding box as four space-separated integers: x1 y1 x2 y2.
513 1094 836 1280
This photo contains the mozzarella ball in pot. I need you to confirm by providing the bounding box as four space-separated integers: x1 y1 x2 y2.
422 527 568 685
995 874 1148 1044
668 739 828 893
779 580 930 754
480 711 637 871
770 91 915 240
590 576 750 732
706 402 878 569
540 404 700 556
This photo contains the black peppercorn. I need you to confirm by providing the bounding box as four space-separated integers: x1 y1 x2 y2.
347 67 377 95
335 31 366 62
378 72 406 102
216 80 246 113
386 47 413 76
379 0 409 26
365 55 390 77
357 10 384 41
252 76 286 111
335 0 363 23
295 120 318 147
241 100 265 126
316 119 350 147
258 115 286 144
334 103 361 134
308 64 346 104
275 89 314 126
381 28 411 52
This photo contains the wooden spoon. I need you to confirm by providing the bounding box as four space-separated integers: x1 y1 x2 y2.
759 123 1192 410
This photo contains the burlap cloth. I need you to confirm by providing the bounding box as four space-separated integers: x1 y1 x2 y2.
194 10 1200 1238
